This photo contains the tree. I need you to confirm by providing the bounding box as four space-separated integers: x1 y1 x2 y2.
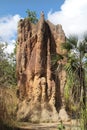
0 43 17 87
62 35 87 129
26 9 38 24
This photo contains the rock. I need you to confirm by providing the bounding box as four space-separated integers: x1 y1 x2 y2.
59 108 70 122
16 13 68 122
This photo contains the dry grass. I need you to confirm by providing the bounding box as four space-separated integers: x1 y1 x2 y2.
0 86 18 128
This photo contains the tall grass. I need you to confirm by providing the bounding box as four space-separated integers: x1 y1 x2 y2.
0 87 18 129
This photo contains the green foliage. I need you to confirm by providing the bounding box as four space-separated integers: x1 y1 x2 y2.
51 53 64 72
13 41 17 55
51 53 63 64
64 77 72 101
62 34 87 129
0 43 17 87
62 35 78 52
58 121 65 130
26 9 38 24
80 108 87 130
63 34 87 91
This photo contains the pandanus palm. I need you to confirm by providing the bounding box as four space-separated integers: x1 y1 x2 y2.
62 35 87 129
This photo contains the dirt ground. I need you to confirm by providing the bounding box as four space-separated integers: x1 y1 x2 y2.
17 120 81 130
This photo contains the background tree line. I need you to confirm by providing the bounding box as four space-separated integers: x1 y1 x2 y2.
0 43 17 87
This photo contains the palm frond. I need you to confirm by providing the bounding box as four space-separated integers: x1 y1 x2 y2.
83 59 87 68
84 33 87 42
68 35 78 48
62 35 78 52
51 53 63 65
62 41 73 52
78 41 86 52
64 54 79 75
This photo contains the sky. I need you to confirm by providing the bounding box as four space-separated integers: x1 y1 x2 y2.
0 0 87 53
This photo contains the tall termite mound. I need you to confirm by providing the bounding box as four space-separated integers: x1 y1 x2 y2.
16 13 68 122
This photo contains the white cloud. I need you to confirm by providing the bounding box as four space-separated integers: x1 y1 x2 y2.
5 40 16 54
48 0 87 38
0 14 21 53
0 14 21 42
